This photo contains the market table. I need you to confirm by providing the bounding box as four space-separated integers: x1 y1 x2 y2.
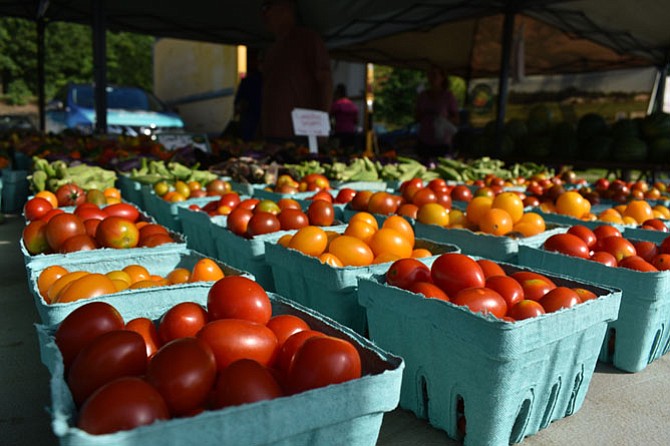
2 214 670 445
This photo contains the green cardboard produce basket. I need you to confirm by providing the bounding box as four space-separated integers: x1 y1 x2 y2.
176 206 226 257
35 293 404 446
518 244 670 373
357 259 621 446
115 175 147 209
140 186 220 232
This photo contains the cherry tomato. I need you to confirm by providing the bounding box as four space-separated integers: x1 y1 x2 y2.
278 208 309 230
67 330 147 406
77 377 170 435
517 276 556 302
210 359 284 409
476 259 506 278
485 275 524 308
633 240 659 263
103 202 141 222
618 255 658 272
147 337 217 416
349 190 373 211
125 317 161 359
652 253 670 270
158 302 209 344
218 192 241 210
247 211 281 237
539 287 582 313
430 253 485 297
367 191 399 216
207 276 272 324
507 300 546 321
59 234 98 253
22 219 51 255
275 330 327 373
75 207 108 222
96 216 140 249
567 225 597 249
590 250 618 267
197 319 278 370
599 236 637 262
334 188 357 204
509 271 556 287
266 314 311 347
45 213 87 251
56 183 85 207
406 281 450 301
543 233 591 259
55 302 125 369
227 207 254 236
573 288 598 302
327 235 374 266
23 197 53 221
386 258 431 290
307 199 335 226
452 287 508 318
286 336 362 394
593 225 622 244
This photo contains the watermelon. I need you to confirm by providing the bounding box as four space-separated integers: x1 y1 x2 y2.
648 137 670 162
612 136 648 162
640 112 670 141
580 135 613 161
611 118 639 140
577 113 609 141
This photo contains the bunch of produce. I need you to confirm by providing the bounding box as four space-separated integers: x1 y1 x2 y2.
209 156 279 184
29 157 117 193
124 159 219 187
152 178 233 203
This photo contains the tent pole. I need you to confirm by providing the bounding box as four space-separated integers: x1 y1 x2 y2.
494 9 516 158
92 0 107 134
36 18 46 132
652 58 669 113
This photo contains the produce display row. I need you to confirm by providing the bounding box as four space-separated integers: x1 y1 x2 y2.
9 153 670 445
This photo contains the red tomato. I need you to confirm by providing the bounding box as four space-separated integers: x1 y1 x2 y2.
450 185 473 202
509 271 556 287
158 302 209 344
266 314 311 347
103 202 141 222
96 216 140 249
573 288 598 302
567 225 597 249
476 259 507 278
77 377 170 435
247 212 281 237
661 236 670 255
411 188 437 207
40 208 65 223
590 250 618 267
507 300 546 321
334 188 357 204
147 337 217 416
386 258 431 290
83 218 101 238
428 178 448 193
67 330 147 406
22 219 50 255
275 330 327 373
55 302 125 369
207 276 272 324
485 275 524 308
618 255 658 272
56 183 85 207
286 336 361 394
430 253 486 297
125 317 161 359
278 208 309 230
543 233 591 259
23 197 53 221
238 198 260 211
210 359 284 409
139 224 170 241
641 218 668 232
367 191 399 216
593 225 622 243
406 281 450 301
539 287 582 313
349 190 373 211
139 233 174 248
197 319 278 370
75 207 108 222
452 287 508 318
45 213 86 251
517 277 556 302
434 190 453 210
218 192 241 210
308 199 335 226
599 236 637 262
310 190 334 203
633 240 659 263
227 207 254 236
59 234 98 253
652 253 670 270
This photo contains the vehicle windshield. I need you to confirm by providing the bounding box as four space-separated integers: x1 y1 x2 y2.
71 85 168 112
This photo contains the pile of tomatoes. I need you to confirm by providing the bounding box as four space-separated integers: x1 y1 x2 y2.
36 257 226 305
54 276 362 435
543 224 670 272
385 253 600 321
153 178 233 203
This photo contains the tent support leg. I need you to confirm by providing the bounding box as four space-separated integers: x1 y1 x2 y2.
37 18 46 132
92 0 108 134
494 9 516 159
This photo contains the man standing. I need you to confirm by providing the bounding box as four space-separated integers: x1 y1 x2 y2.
260 0 333 143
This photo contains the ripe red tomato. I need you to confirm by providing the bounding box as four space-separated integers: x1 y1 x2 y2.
334 188 357 204
55 302 125 369
158 302 209 344
618 255 658 272
22 219 50 255
247 211 281 237
83 218 101 238
367 191 398 215
310 190 334 203
349 190 373 211
598 236 637 262
476 259 506 278
411 188 437 207
660 236 670 255
238 198 260 211
539 287 582 313
227 207 254 236
45 213 86 251
40 208 65 223
56 183 85 207
125 317 161 359
641 218 668 232
543 233 591 259
147 337 217 416
103 202 141 222
567 225 597 249
275 330 327 373
207 276 272 324
452 287 508 318
77 376 170 435
593 225 622 244
286 336 361 394
218 192 241 210
507 300 546 321
652 253 670 270
59 234 98 253
633 240 659 262
590 250 618 267
197 319 278 370
509 271 556 287
386 258 431 290
517 277 556 302
210 359 284 409
485 275 524 308
67 330 147 406
96 216 140 249
308 199 335 226
430 253 486 297
75 207 108 222
266 314 311 347
278 208 309 230
406 281 450 301
573 288 598 302
450 185 473 202
434 190 453 210
23 197 53 221
139 233 174 248
138 224 170 241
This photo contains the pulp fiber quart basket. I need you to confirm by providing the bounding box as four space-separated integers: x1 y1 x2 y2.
413 220 567 263
264 236 459 336
518 244 670 373
622 225 670 244
330 181 389 191
229 181 268 197
532 208 628 233
176 206 226 258
357 259 621 446
140 186 221 232
26 247 250 325
341 206 396 227
35 293 404 446
115 175 147 209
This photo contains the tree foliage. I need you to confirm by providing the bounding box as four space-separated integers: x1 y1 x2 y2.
0 17 154 101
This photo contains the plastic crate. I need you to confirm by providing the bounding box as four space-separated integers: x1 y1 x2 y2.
413 221 567 263
26 247 251 325
176 206 226 257
357 260 621 445
518 244 670 373
264 237 459 335
115 175 147 209
35 293 404 446
1 169 30 213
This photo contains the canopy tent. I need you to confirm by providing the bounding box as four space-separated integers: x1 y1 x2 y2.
1 0 668 134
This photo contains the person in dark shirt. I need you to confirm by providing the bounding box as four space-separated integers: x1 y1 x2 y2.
330 83 359 151
233 48 263 141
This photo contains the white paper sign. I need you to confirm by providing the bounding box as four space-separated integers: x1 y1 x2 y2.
156 133 211 153
291 108 330 154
